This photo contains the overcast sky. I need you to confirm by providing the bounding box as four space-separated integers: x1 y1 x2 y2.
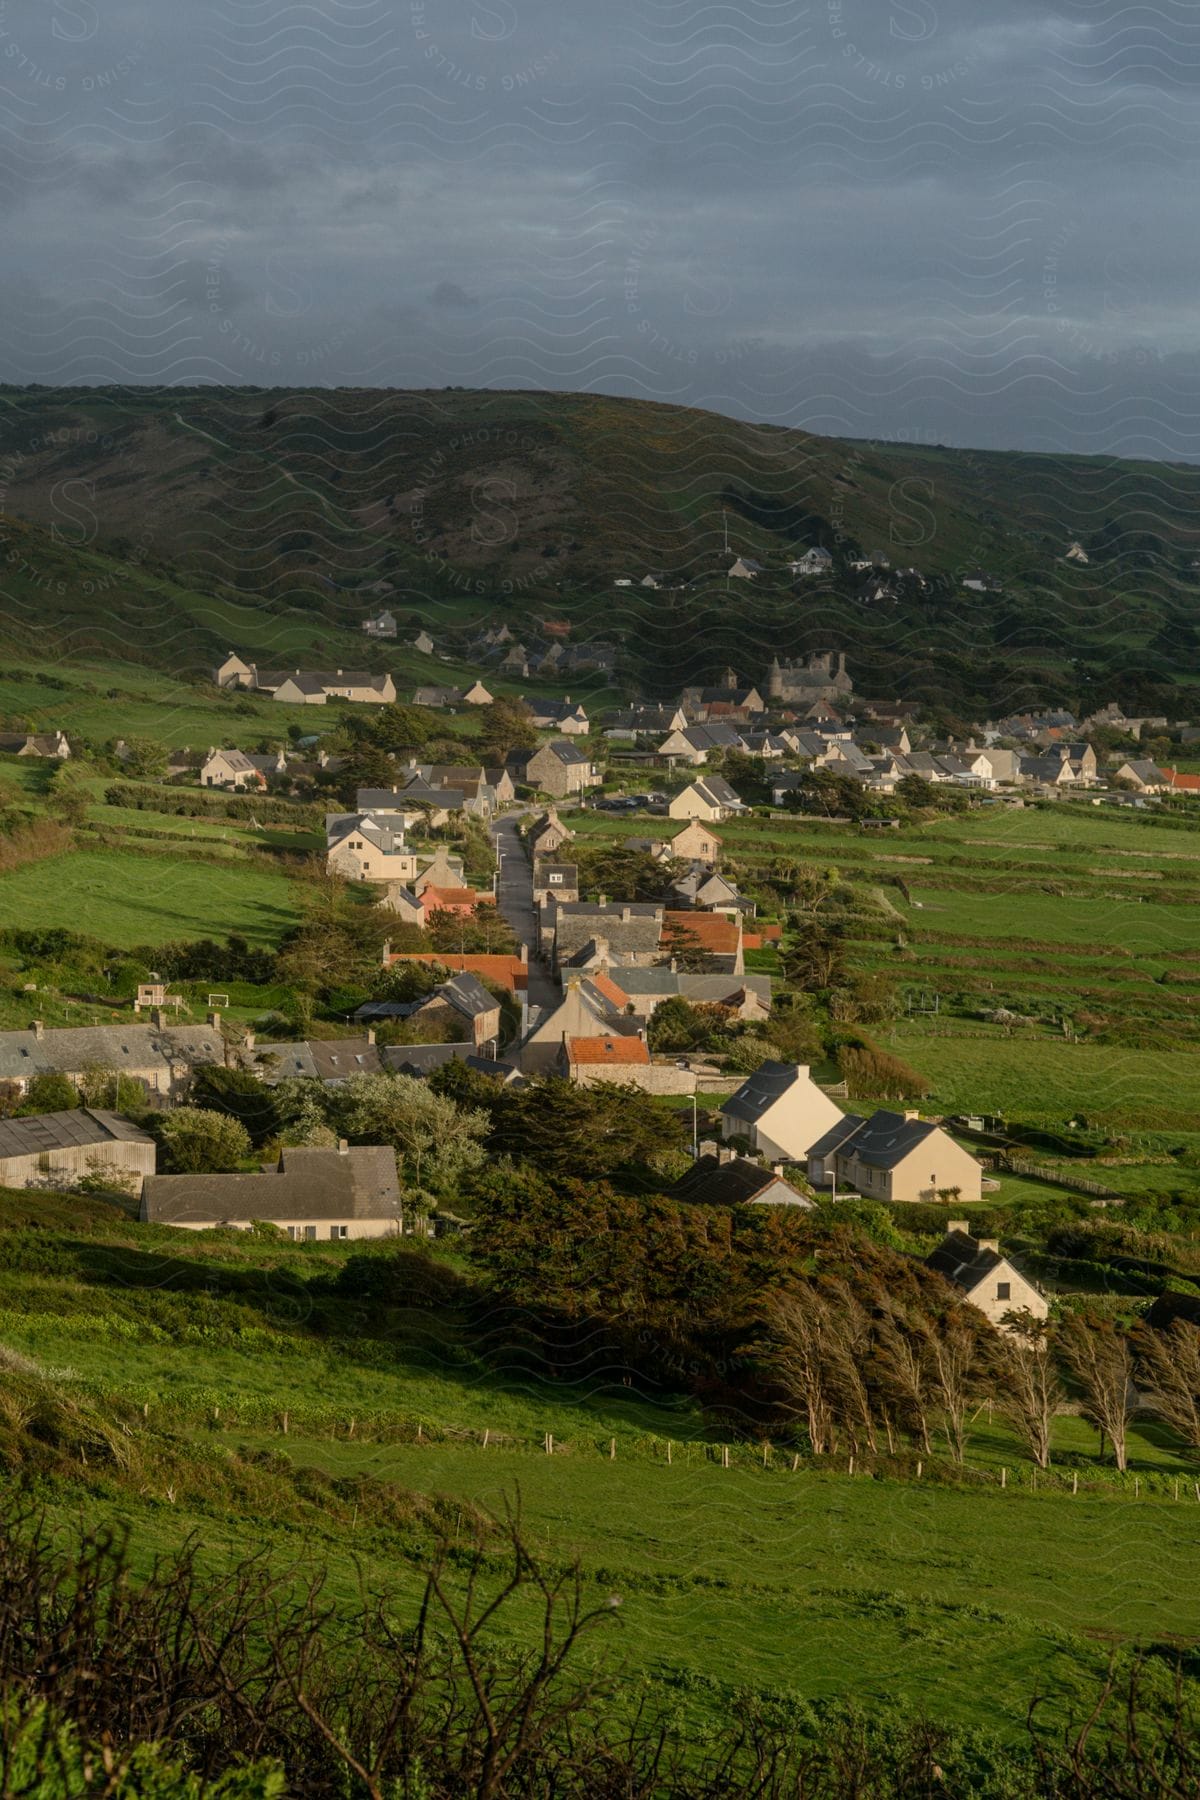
2 0 1198 455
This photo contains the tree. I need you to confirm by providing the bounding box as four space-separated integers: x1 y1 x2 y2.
77 1062 146 1114
112 737 167 779
369 703 433 755
17 1074 81 1116
758 1286 840 1455
647 996 713 1054
479 695 537 763
490 1078 683 1181
153 1107 252 1174
784 920 847 992
897 775 937 809
189 1064 283 1149
994 1317 1064 1469
328 1071 488 1191
1132 1319 1200 1452
1060 1314 1136 1472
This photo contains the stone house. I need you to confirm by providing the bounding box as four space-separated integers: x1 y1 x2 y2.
0 1108 156 1195
927 1225 1048 1330
515 740 600 800
813 1110 983 1204
141 1145 403 1238
0 1017 226 1102
720 1062 845 1163
519 975 642 1074
545 901 664 972
532 862 579 906
0 730 71 759
527 807 573 861
668 820 722 866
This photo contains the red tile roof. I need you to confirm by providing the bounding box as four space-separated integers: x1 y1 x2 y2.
566 1035 650 1066
384 953 528 992
664 910 741 953
1164 768 1200 792
588 971 631 1010
421 886 495 912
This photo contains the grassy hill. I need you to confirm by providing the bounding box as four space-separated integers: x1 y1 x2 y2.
2 1189 1197 1754
4 386 1200 710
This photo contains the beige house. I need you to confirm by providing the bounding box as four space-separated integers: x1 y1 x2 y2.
928 1226 1048 1330
0 1108 156 1195
325 815 419 883
668 778 746 823
814 1110 983 1204
517 740 600 799
272 670 397 706
464 680 494 705
201 748 267 792
720 1062 845 1163
141 1145 403 1239
214 653 256 689
527 807 573 861
519 976 642 1074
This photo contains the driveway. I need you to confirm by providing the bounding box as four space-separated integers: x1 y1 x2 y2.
491 813 559 1019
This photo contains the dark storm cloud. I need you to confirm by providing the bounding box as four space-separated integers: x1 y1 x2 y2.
0 0 1198 454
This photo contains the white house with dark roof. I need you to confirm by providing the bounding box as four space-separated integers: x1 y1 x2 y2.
667 777 747 823
720 1062 845 1163
142 1145 403 1238
927 1225 1048 1330
814 1109 982 1204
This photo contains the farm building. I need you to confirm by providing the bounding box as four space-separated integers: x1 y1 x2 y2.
0 1108 156 1195
141 1145 403 1238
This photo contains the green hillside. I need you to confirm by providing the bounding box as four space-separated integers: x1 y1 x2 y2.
3 386 1200 710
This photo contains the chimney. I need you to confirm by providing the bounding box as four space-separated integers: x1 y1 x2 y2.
621 907 631 923
207 1010 221 1029
31 1019 44 1040
947 1219 970 1235
598 893 608 907
244 1030 255 1051
151 1008 167 1030
904 1109 919 1121
519 943 529 964
978 1238 1000 1254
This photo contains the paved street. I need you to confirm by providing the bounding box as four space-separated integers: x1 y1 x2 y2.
490 813 559 1020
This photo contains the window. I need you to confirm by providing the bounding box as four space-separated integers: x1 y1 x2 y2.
303 1225 317 1242
550 872 562 884
996 1281 1011 1301
330 1224 348 1240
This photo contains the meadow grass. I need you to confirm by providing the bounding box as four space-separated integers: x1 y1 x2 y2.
0 848 301 948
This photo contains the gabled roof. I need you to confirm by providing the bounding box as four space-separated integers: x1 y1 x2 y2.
926 1229 1007 1294
721 1060 806 1125
437 972 497 1019
142 1146 400 1226
806 1114 868 1160
0 1107 154 1160
586 970 632 1010
670 1155 813 1208
663 911 741 954
838 1109 940 1170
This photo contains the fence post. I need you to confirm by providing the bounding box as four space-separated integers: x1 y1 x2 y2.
545 1432 553 1456
610 1437 616 1460
1134 1476 1140 1499
916 1460 922 1479
1000 1466 1006 1489
763 1442 769 1468
666 1440 672 1465
792 1452 799 1472
281 1411 288 1436
722 1445 730 1469
1072 1471 1078 1495
848 1455 855 1477
417 1422 423 1443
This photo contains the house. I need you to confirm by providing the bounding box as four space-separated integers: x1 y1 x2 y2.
382 950 529 998
365 972 501 1052
528 698 590 735
558 1034 652 1087
766 652 853 706
213 653 256 689
411 628 433 654
412 686 464 709
141 1145 402 1239
0 729 71 760
805 1115 870 1190
604 967 771 1021
819 1110 983 1204
527 807 574 861
271 670 397 706
667 778 746 823
720 1062 845 1163
670 1152 815 1209
961 571 1003 593
788 548 834 578
0 1017 227 1102
0 1108 156 1196
532 862 579 906
519 975 643 1073
670 868 748 917
927 1225 1048 1330
364 610 398 638
411 847 468 894
1058 742 1099 783
464 680 494 706
669 820 722 867
1162 767 1200 796
657 724 746 766
514 740 600 800
603 705 688 741
200 748 268 792
325 814 419 884
1064 542 1089 564
545 902 664 973
728 557 763 580
416 885 496 922
1116 759 1168 794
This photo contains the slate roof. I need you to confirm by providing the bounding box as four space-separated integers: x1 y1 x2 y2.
142 1146 400 1226
806 1114 867 1160
670 1155 811 1208
0 1107 154 1160
926 1229 1006 1294
383 1043 474 1076
838 1109 940 1170
307 1039 385 1082
437 973 497 1020
0 1023 225 1083
722 1061 806 1126
249 1043 320 1082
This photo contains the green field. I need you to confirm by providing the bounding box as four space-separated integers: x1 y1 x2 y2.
3 1205 1196 1743
0 848 301 948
